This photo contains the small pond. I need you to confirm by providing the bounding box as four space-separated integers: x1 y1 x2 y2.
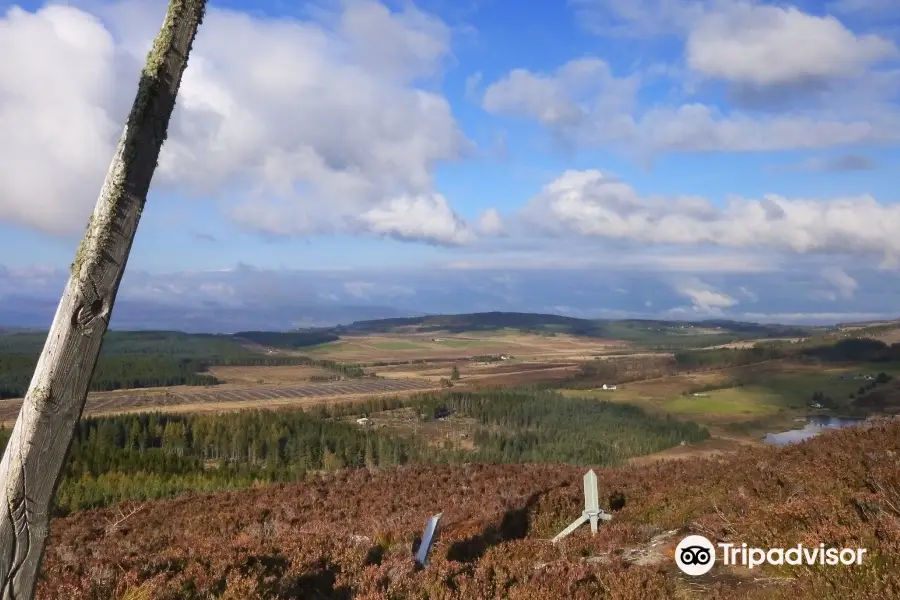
763 416 867 446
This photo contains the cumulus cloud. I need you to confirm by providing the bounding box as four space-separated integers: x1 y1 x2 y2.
481 60 895 153
673 278 739 314
522 169 900 263
632 105 884 151
686 3 897 86
482 58 638 147
358 193 476 245
0 0 480 245
495 1 900 152
0 6 121 234
483 58 638 124
822 266 859 298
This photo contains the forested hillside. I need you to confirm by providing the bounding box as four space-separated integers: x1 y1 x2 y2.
0 330 367 398
545 337 900 390
416 391 707 463
233 330 340 348
673 337 900 369
0 390 705 514
337 312 816 346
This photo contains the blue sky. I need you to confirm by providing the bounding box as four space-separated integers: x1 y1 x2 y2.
0 0 899 330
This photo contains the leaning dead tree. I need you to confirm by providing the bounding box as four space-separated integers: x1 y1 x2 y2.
0 1 206 597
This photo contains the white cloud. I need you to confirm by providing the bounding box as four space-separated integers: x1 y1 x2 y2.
481 59 896 153
0 5 121 234
523 169 900 263
632 104 885 151
674 278 739 314
359 193 476 245
440 248 776 272
504 2 900 153
476 208 504 235
482 58 639 145
687 3 897 86
821 266 858 298
0 0 472 245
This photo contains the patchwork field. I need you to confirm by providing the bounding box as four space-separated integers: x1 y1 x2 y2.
700 337 802 350
562 360 900 436
0 378 438 424
300 331 630 362
376 359 583 386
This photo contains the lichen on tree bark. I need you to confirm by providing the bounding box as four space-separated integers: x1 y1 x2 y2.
0 2 206 598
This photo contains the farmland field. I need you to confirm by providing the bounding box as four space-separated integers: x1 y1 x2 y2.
300 331 630 362
375 359 583 386
0 378 438 424
561 359 900 435
207 365 336 384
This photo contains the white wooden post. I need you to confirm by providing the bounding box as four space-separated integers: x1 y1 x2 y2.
551 470 612 543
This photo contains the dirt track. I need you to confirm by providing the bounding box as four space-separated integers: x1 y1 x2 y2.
0 378 439 423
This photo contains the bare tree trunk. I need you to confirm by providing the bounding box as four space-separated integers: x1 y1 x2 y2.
0 2 206 597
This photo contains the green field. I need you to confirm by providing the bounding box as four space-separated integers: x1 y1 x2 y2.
561 362 900 434
371 341 424 350
434 338 499 348
666 388 784 416
303 340 349 354
562 387 787 421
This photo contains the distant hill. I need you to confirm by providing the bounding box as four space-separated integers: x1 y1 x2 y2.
337 312 592 334
0 313 824 356
335 311 818 344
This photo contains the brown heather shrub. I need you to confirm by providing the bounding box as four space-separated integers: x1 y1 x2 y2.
34 420 900 599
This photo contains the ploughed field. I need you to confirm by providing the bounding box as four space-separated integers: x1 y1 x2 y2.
38 419 900 599
0 378 438 422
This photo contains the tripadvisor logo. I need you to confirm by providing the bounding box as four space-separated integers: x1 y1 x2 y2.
675 535 868 576
675 535 716 576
